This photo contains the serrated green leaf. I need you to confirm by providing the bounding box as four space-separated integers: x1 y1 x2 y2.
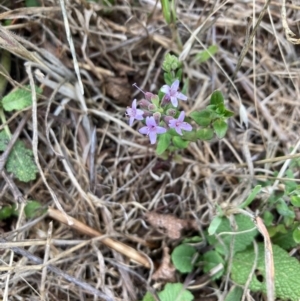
6 140 38 182
156 132 171 155
171 244 197 273
158 283 194 301
210 90 224 105
207 215 257 255
292 227 300 243
0 130 10 151
231 243 300 301
291 195 300 207
2 85 42 112
213 119 228 139
190 110 212 126
224 286 243 301
203 250 224 280
141 292 155 301
208 216 222 235
172 136 189 149
0 206 13 220
25 200 46 218
196 128 214 141
196 45 218 63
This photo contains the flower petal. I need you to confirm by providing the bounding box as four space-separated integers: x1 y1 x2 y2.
132 99 137 109
156 126 167 134
129 117 134 126
139 126 149 134
176 92 187 100
171 79 179 91
175 127 183 135
149 131 157 144
181 122 192 132
178 111 185 122
146 116 157 127
170 96 178 107
160 85 170 94
168 119 176 128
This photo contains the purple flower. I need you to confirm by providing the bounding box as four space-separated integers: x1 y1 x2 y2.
139 116 166 144
126 99 144 126
160 79 187 107
169 111 192 135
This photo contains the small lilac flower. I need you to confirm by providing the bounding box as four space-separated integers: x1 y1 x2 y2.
126 99 144 126
160 79 187 107
139 116 166 144
169 111 192 135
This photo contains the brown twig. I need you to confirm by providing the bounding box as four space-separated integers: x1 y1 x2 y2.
48 207 151 268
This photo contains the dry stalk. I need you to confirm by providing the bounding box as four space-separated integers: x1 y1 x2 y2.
48 207 151 268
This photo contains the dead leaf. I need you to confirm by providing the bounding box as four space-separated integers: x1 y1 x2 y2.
152 247 176 281
145 212 188 239
104 76 131 105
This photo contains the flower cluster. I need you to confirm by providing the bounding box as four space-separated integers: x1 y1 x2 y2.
126 80 192 144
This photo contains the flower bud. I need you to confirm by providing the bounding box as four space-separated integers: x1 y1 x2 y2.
138 98 151 109
145 92 154 101
163 115 174 125
153 112 161 124
166 108 176 116
148 104 157 111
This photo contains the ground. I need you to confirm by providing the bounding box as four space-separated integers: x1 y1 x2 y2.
0 1 300 301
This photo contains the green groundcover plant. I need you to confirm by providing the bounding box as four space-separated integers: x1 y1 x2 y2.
131 54 300 301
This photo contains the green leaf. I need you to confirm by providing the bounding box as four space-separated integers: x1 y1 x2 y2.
263 211 274 227
292 227 300 243
2 85 42 112
291 195 300 207
213 119 228 139
222 109 235 118
0 130 10 151
231 243 300 301
224 286 243 301
208 216 223 235
158 283 194 301
239 185 262 209
25 200 46 218
195 45 218 63
141 292 155 301
182 236 203 244
156 132 171 155
0 206 13 220
276 199 295 218
25 0 40 6
210 90 224 106
172 136 189 149
176 68 183 82
164 73 173 86
171 244 197 273
196 128 214 141
207 214 257 255
181 130 197 142
203 250 224 280
6 140 38 182
190 110 212 126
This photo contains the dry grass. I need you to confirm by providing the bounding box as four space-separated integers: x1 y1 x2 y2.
0 0 300 300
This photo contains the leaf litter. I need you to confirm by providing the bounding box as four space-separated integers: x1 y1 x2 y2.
0 1 300 301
